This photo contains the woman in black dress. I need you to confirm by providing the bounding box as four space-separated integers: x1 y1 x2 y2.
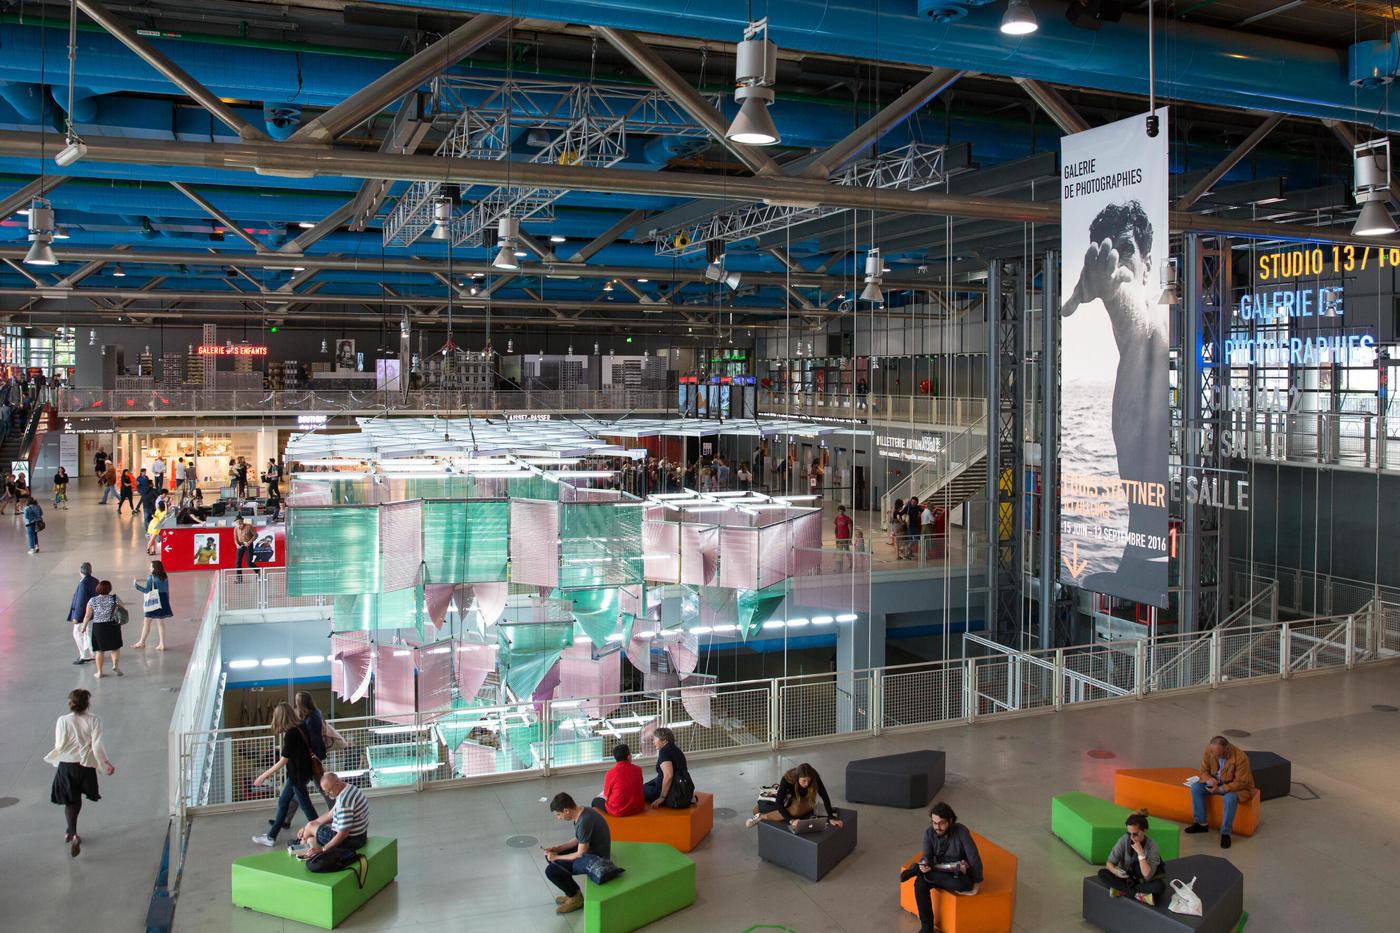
250 701 318 846
80 580 124 677
45 688 115 857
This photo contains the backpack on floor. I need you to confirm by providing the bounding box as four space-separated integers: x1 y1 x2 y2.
305 848 366 886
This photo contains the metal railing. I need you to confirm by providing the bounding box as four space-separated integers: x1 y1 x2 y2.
1226 558 1400 618
56 387 675 418
880 415 988 528
1178 408 1400 473
760 393 986 427
217 569 329 613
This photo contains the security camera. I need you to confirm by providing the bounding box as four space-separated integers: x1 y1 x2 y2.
54 140 88 167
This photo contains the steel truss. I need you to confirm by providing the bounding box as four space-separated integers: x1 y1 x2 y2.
986 259 1025 644
653 143 951 257
383 77 719 248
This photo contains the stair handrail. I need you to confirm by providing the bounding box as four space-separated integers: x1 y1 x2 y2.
880 415 986 529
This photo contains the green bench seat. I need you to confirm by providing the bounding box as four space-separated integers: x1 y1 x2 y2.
231 836 398 929
584 840 696 933
1052 792 1181 865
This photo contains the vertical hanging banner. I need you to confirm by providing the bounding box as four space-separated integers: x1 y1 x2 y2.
1059 109 1170 608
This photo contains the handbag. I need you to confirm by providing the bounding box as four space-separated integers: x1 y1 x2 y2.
35 519 45 531
305 847 363 882
143 589 162 613
323 720 349 752
115 603 130 626
663 769 697 809
1168 876 1204 916
756 783 780 805
575 853 625 886
309 755 325 780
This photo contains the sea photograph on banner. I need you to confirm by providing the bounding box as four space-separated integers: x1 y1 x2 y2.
1059 108 1170 608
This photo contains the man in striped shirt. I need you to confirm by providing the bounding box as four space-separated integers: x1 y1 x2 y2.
297 772 369 854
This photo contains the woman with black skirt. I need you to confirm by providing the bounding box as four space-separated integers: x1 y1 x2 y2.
44 689 115 857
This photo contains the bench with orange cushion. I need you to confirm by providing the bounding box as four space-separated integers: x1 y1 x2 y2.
899 829 1017 933
1112 768 1259 837
597 792 713 853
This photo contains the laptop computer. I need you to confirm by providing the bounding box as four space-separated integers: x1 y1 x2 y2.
789 817 827 835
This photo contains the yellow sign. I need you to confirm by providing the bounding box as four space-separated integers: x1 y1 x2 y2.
1257 245 1400 281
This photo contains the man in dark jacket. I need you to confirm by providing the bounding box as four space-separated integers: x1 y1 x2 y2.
902 801 984 933
67 561 99 664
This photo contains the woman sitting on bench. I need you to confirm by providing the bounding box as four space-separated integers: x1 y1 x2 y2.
1098 811 1166 906
745 762 844 830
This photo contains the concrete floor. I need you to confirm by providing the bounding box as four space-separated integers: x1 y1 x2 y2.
7 488 1400 932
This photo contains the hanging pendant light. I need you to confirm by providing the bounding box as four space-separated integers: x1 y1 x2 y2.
493 216 521 270
429 196 453 240
860 248 885 303
1000 0 1039 36
726 19 781 146
23 199 58 266
1353 140 1397 236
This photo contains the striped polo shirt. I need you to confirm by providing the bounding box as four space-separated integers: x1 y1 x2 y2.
331 783 370 837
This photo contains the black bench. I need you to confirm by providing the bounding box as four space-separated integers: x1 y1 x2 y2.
1082 854 1243 933
1245 750 1291 801
756 808 858 882
845 750 945 809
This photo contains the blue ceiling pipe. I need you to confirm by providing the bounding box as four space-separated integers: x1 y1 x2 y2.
378 0 1395 124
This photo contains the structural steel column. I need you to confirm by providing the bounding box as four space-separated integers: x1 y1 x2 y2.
986 260 1024 644
1040 252 1059 649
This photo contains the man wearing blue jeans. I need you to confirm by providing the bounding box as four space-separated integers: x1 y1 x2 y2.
543 792 612 915
1185 735 1256 849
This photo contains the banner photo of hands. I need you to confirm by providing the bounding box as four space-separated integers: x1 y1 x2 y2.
1059 109 1170 607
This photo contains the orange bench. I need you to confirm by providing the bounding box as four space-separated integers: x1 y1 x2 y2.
597 792 714 853
899 829 1017 933
1113 768 1259 837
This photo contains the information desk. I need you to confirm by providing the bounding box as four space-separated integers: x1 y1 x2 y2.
159 515 285 573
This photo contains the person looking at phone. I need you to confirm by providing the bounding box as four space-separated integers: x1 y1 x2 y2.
900 801 983 933
1185 735 1255 849
1098 811 1165 905
295 772 369 857
744 762 845 831
542 792 611 915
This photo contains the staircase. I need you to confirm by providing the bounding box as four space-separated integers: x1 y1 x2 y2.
881 417 988 526
0 406 29 468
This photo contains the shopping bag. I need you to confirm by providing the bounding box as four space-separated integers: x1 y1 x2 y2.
1168 876 1203 916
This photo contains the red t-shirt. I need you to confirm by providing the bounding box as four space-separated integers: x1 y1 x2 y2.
835 513 853 540
602 760 645 816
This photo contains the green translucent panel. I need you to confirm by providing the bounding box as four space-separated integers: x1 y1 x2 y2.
535 736 604 767
563 587 620 646
392 476 478 500
366 739 434 787
558 502 643 588
507 475 560 501
421 500 509 584
738 583 787 642
287 506 379 595
497 622 573 700
332 585 426 637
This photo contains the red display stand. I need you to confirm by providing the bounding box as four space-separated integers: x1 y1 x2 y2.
159 524 285 573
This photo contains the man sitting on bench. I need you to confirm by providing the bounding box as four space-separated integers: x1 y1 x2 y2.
900 801 983 933
543 792 612 916
296 772 369 856
1098 811 1166 906
1185 735 1255 849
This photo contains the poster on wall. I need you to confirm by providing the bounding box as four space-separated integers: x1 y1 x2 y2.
335 338 357 372
1059 109 1169 608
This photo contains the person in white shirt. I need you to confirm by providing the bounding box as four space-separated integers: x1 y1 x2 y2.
151 456 166 491
45 689 115 857
920 503 935 559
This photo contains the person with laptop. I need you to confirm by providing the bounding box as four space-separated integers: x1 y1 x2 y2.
744 762 845 831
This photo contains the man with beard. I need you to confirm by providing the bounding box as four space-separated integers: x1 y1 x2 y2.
900 801 984 933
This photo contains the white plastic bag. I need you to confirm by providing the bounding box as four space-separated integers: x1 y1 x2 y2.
1168 876 1204 916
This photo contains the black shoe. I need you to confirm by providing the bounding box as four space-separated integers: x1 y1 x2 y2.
72 659 86 665
1220 835 1232 849
899 866 920 883
1184 823 1209 834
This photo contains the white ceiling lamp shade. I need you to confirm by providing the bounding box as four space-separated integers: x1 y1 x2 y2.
112 263 126 277
1000 0 1039 36
1352 139 1397 237
429 195 454 240
493 215 521 270
860 247 884 303
24 199 58 266
726 19 781 146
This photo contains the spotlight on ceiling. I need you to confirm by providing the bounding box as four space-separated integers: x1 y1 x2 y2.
860 248 884 303
1353 140 1397 237
1001 0 1039 35
429 196 453 241
726 18 781 146
493 215 521 270
54 138 88 167
549 234 567 243
112 263 126 277
23 199 58 266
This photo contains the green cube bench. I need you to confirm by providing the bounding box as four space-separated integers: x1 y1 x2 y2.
584 840 696 933
231 836 398 929
1052 792 1181 864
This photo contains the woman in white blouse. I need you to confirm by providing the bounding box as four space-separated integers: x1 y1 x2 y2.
45 689 115 857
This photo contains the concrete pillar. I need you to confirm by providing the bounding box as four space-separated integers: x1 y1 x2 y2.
836 611 886 732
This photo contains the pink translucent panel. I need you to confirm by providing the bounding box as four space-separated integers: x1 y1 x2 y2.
425 583 455 630
331 633 373 703
373 645 417 725
416 644 454 716
455 641 498 703
618 584 643 617
559 642 621 718
718 526 759 590
642 521 680 584
757 523 794 589
532 660 562 716
666 631 699 677
636 716 658 756
700 588 736 628
510 500 559 587
467 582 508 628
563 486 620 503
625 633 651 673
452 739 498 778
377 501 424 592
644 505 667 522
681 677 716 728
679 524 719 586
791 510 823 574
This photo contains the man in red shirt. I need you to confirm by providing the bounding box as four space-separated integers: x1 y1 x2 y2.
834 506 853 550
591 744 645 817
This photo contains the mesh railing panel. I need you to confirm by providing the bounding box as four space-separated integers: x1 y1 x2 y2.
1147 636 1213 692
882 663 964 728
1062 644 1137 695
548 693 663 767
662 685 771 753
1219 629 1281 682
780 672 872 740
973 656 1013 715
1288 621 1348 672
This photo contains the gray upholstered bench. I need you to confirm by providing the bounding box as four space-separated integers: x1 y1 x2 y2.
1082 854 1243 933
756 808 858 881
1245 750 1291 801
845 750 945 808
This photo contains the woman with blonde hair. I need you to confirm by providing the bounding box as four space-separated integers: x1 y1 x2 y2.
746 762 844 830
250 701 318 846
45 688 115 857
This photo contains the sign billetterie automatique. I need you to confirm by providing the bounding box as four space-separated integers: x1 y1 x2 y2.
1059 109 1169 608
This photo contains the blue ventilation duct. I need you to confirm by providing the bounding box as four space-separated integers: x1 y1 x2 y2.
1348 34 1400 89
376 1 1396 123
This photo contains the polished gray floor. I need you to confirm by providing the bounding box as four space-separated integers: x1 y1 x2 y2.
6 490 1400 932
0 483 209 930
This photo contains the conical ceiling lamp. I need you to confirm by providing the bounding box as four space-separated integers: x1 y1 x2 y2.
725 19 781 146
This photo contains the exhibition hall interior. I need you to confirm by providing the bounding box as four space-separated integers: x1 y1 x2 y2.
3 1 1400 931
